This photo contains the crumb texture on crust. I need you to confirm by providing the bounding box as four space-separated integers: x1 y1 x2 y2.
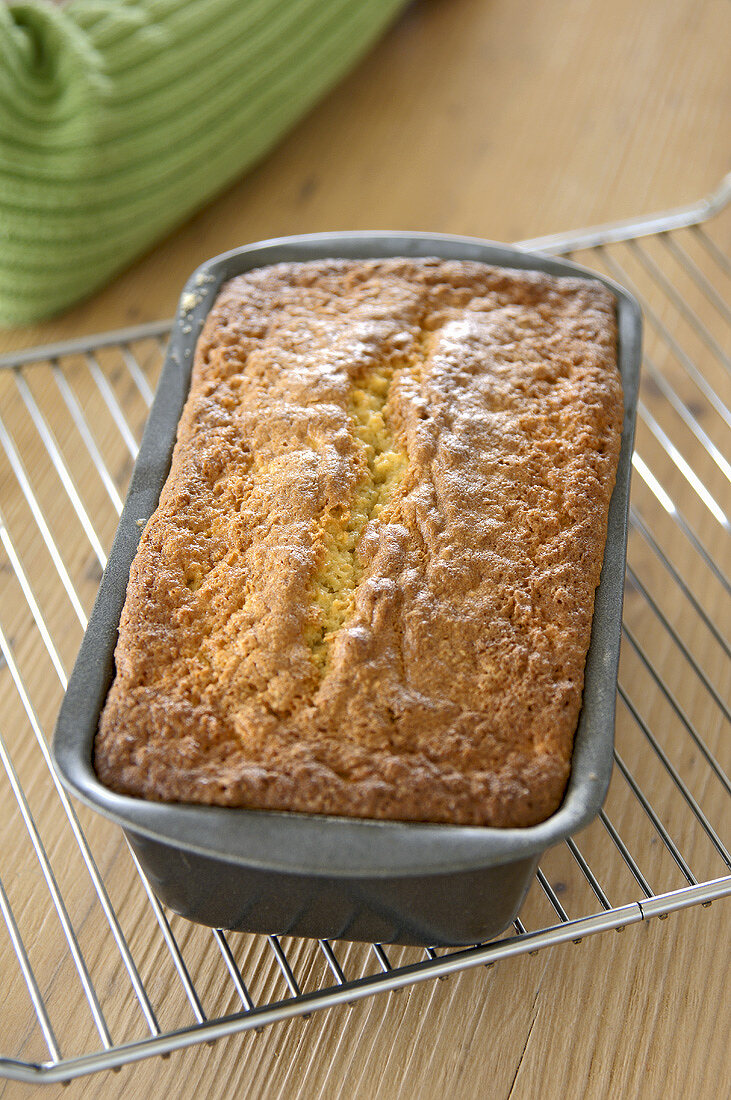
95 259 623 827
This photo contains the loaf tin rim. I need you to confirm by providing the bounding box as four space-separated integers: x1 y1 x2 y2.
52 231 641 880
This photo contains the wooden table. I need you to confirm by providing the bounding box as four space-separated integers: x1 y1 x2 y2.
1 1 728 1096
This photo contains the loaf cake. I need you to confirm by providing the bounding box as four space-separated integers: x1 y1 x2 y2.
95 258 623 827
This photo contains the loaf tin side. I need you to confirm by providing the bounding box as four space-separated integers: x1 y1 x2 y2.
126 830 540 946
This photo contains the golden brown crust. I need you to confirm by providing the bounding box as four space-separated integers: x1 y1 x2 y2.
95 259 623 827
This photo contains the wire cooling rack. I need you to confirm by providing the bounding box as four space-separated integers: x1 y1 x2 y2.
0 179 729 1084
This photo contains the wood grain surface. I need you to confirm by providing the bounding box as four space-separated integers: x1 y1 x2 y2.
0 0 729 1098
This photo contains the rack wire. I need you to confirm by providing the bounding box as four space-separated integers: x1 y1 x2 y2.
0 179 729 1084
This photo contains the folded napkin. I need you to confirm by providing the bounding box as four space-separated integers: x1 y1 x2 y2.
0 0 407 324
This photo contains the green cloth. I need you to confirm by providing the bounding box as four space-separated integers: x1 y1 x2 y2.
0 0 407 324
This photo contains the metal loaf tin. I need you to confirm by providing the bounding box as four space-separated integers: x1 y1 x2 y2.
53 233 642 947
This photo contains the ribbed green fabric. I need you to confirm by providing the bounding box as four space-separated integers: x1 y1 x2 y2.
0 0 407 324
